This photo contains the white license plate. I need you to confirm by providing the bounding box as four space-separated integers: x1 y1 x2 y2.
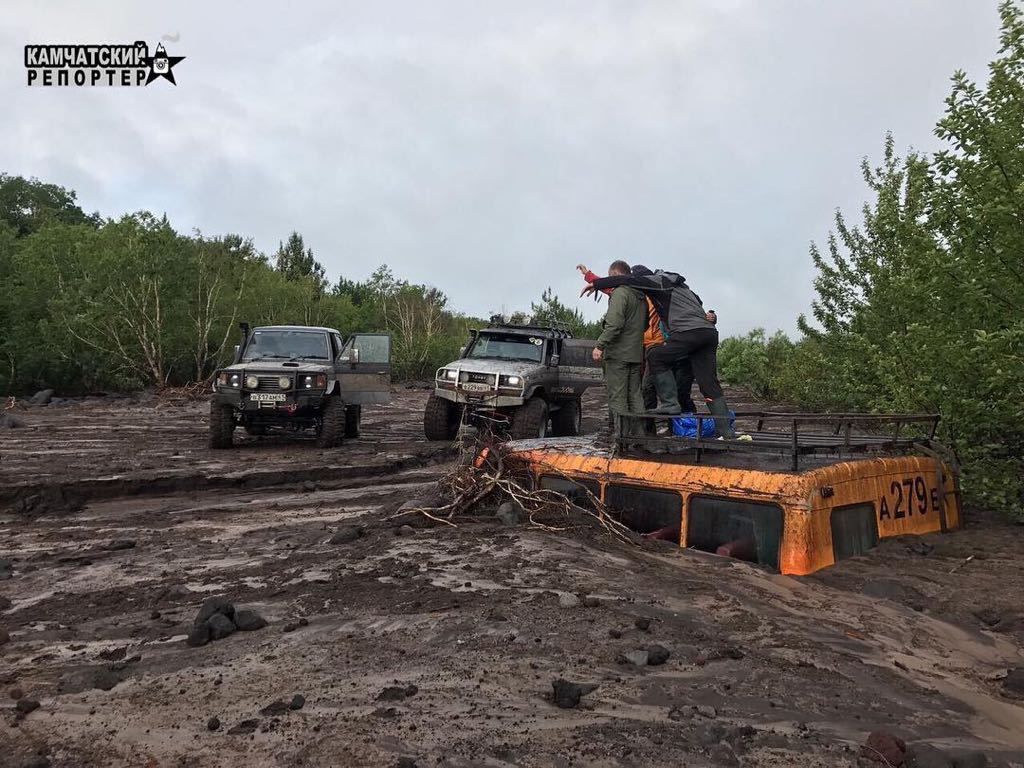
250 393 286 402
461 382 491 392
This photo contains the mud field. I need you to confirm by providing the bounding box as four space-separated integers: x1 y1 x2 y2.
2 387 1023 768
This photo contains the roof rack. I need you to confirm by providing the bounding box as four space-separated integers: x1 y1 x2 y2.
611 411 944 471
483 317 575 339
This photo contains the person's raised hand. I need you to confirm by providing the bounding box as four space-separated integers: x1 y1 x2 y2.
705 310 717 324
592 347 603 362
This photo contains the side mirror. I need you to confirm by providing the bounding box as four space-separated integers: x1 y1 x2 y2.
348 348 360 364
232 345 241 363
458 345 467 358
549 353 560 367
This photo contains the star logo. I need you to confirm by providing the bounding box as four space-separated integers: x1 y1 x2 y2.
144 43 184 86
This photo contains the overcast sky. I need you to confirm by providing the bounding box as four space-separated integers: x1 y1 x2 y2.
0 1 1000 337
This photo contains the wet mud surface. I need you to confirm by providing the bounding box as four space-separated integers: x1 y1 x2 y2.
1 388 1023 767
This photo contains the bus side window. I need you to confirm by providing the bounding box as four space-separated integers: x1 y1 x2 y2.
604 484 682 534
538 475 600 510
830 503 879 562
687 496 784 570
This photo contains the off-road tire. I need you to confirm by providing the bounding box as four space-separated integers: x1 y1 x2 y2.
424 393 460 441
209 402 235 449
317 396 346 449
344 404 361 439
244 424 267 437
550 398 582 437
510 397 549 440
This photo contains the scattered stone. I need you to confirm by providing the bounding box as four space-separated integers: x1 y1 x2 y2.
395 758 419 768
233 609 268 632
186 623 211 647
0 595 11 610
1002 667 1024 697
98 646 127 661
608 628 622 639
558 593 580 609
495 501 520 526
207 716 221 731
582 595 601 608
298 618 309 627
260 699 289 716
149 610 161 620
395 525 416 537
103 539 136 551
227 719 260 735
972 608 1002 628
634 617 651 631
207 613 236 641
92 668 123 691
696 705 718 718
373 706 398 718
551 679 598 709
619 650 649 667
283 621 299 633
194 596 235 627
15 698 40 716
289 694 306 710
862 731 907 766
647 645 671 666
378 684 418 701
329 526 362 545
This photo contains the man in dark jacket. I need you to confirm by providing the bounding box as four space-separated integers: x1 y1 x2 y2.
584 269 737 439
592 260 647 437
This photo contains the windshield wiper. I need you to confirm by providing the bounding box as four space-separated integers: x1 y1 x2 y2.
288 355 329 360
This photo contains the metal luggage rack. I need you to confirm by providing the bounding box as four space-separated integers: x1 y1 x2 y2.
610 411 944 471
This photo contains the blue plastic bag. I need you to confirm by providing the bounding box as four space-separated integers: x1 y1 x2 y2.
671 411 734 438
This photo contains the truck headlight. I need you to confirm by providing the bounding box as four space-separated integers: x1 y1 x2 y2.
301 374 327 389
500 375 522 387
244 375 259 389
278 376 291 389
217 372 241 388
437 368 457 381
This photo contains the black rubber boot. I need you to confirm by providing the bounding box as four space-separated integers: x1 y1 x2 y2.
646 371 682 415
709 397 735 438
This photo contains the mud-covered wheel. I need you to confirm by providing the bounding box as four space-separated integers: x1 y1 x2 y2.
344 404 361 438
317 396 346 448
244 424 267 437
510 397 549 440
550 398 582 437
424 393 460 441
209 402 235 449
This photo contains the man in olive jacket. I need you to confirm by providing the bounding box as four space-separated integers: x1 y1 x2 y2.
592 260 647 436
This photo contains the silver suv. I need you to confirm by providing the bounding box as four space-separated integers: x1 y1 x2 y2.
424 322 601 440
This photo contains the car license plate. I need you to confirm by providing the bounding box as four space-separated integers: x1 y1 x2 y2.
250 393 286 402
461 383 491 392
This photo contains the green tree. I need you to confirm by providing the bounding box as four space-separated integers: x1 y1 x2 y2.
274 231 326 291
0 173 100 237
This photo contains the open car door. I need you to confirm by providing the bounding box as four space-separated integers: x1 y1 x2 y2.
335 333 392 405
556 338 604 394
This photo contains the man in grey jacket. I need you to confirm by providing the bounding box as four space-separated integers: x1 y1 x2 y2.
583 269 737 439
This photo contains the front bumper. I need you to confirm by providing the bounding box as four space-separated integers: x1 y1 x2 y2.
433 385 525 409
212 388 327 412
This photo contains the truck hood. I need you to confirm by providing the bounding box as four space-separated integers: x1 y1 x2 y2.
440 359 547 378
221 360 333 374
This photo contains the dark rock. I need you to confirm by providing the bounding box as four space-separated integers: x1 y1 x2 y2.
98 646 127 661
194 596 235 626
329 526 362 545
0 413 24 429
378 684 418 701
301 480 317 493
696 704 717 718
862 731 907 766
0 629 9 645
207 716 221 731
0 595 11 610
951 752 988 768
260 699 289 716
395 525 416 537
289 694 305 710
227 719 260 735
551 679 598 709
298 617 309 627
92 668 123 691
634 617 651 631
582 595 601 608
1002 667 1024 697
0 559 13 579
647 645 671 666
696 723 727 746
207 613 236 640
103 539 136 552
22 757 51 768
495 501 520 526
373 706 398 718
709 743 740 767
10 687 24 699
233 609 268 631
906 743 954 768
15 698 40 715
30 389 54 406
283 621 299 633
972 608 1001 628
395 758 419 768
618 649 649 667
186 623 211 647
862 579 925 611
608 628 622 639
149 610 161 620
57 667 124 694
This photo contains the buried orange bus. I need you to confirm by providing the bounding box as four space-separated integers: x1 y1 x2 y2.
500 413 962 576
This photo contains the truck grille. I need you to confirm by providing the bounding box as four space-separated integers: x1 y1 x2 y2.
460 371 497 386
255 376 286 391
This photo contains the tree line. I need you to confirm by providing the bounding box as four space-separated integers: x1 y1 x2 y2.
718 1 1024 519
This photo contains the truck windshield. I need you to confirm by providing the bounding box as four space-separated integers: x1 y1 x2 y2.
242 330 331 361
465 333 544 363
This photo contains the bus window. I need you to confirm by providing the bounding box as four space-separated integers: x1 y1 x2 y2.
604 484 682 535
538 475 599 510
830 503 878 562
687 496 784 569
